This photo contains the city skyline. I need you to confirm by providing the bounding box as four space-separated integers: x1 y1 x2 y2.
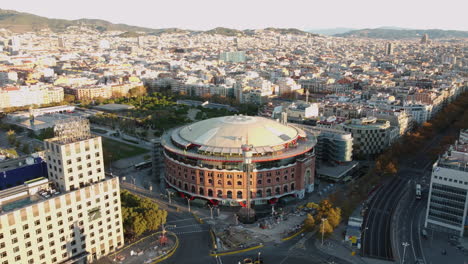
2 0 468 31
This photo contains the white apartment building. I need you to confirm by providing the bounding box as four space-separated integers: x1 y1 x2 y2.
0 71 18 86
0 86 64 109
276 77 301 95
425 130 468 236
0 118 124 264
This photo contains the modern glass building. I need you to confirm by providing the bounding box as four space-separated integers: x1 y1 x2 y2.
425 130 468 236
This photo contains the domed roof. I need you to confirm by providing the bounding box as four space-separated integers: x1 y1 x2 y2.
178 115 299 148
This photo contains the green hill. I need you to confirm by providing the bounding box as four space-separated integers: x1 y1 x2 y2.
264 27 315 36
335 28 468 39
0 9 157 33
205 27 244 36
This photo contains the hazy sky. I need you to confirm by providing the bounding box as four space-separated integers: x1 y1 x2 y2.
2 0 468 30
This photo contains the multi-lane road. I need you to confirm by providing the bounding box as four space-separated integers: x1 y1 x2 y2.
361 126 458 263
393 186 428 264
216 232 352 264
362 176 407 260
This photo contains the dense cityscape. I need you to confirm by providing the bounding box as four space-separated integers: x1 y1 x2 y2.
0 5 467 264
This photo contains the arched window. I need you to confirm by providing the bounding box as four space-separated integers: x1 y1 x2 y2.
256 190 262 198
208 179 213 184
227 191 233 198
257 180 262 185
237 181 242 186
284 175 288 180
217 180 222 185
184 183 188 191
276 177 280 183
178 181 182 188
284 185 288 193
237 191 243 199
208 189 213 197
291 183 295 191
266 189 272 196
227 181 232 185
199 187 204 195
191 186 196 193
217 190 223 198
275 187 280 195
267 179 271 184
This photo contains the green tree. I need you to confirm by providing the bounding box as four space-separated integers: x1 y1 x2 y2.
64 94 76 103
316 199 333 219
129 86 147 97
7 130 16 145
131 212 148 237
306 202 319 209
319 219 334 236
304 213 316 231
120 190 167 239
21 143 30 154
327 207 342 228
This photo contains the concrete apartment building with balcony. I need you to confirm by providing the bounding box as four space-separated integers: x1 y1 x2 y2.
425 129 468 236
342 117 396 158
0 118 124 264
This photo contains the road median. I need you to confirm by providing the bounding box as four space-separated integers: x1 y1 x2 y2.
209 244 264 257
281 228 305 241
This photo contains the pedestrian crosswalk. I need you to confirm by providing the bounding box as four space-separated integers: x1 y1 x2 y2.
166 222 209 235
174 228 209 235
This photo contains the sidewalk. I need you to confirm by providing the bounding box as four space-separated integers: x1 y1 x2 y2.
99 231 177 264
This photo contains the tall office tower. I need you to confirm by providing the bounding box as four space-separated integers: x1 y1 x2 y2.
233 37 239 49
10 36 21 52
421 34 429 44
385 42 393 55
0 118 124 264
58 37 66 49
277 36 282 46
137 36 144 47
99 40 111 50
219 51 246 63
424 129 468 236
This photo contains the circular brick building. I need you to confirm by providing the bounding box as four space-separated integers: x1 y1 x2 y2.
161 115 316 206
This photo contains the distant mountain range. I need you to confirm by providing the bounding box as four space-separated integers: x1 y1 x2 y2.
0 9 163 33
307 28 357 36
0 9 466 40
0 9 314 37
334 28 468 39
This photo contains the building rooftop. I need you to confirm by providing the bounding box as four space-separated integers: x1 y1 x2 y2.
0 177 59 215
178 115 301 149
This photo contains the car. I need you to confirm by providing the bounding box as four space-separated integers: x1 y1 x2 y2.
421 229 428 239
243 258 253 264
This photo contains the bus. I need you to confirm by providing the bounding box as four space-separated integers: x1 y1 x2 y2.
416 184 422 200
134 161 152 170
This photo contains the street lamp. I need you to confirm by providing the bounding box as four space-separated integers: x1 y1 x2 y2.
186 197 191 212
208 204 214 219
321 218 328 246
402 242 410 264
167 189 173 204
